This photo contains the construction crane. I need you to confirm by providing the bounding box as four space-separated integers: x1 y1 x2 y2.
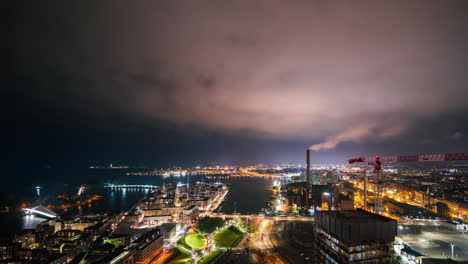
348 153 468 214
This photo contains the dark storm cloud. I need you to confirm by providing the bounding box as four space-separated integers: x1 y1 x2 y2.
10 0 468 152
446 131 463 141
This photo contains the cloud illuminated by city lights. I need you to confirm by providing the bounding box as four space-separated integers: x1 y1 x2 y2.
11 0 468 150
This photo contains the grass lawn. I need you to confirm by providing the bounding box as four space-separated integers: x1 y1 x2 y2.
214 226 245 248
196 217 225 234
196 250 227 264
184 233 208 250
166 247 192 264
177 236 191 251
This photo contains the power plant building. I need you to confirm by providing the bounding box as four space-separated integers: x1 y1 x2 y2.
283 183 332 210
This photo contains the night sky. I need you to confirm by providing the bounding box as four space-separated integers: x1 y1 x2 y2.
5 1 468 168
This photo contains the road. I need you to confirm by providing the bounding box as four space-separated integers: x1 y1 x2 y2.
253 219 290 264
351 179 425 208
149 249 174 264
201 214 313 263
270 221 315 264
224 219 288 264
210 213 314 222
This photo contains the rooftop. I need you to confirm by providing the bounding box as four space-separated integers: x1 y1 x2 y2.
322 209 395 222
315 209 397 246
132 229 161 250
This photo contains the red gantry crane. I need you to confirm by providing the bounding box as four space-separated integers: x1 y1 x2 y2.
348 153 468 214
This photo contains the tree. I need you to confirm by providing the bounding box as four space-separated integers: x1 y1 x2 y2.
392 255 402 264
436 202 450 218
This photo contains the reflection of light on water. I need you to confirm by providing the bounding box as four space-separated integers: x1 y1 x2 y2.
23 215 47 230
122 188 126 199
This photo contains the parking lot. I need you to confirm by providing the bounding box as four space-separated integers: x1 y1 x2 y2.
398 225 468 260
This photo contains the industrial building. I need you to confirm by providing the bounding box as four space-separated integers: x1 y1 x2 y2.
315 209 397 264
283 182 333 210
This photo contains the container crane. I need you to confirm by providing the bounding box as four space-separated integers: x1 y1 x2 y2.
348 153 468 214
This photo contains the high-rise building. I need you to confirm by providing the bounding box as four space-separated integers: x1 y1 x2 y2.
315 209 397 264
0 241 21 260
131 229 164 264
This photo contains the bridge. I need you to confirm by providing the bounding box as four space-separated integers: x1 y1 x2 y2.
78 185 85 195
104 184 157 189
23 206 57 218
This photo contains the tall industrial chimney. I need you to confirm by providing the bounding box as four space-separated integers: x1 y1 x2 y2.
306 149 311 187
306 149 311 210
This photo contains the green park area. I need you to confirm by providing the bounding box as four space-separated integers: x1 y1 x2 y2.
185 233 208 250
196 250 228 264
177 236 190 250
196 217 225 234
178 233 208 250
166 247 192 264
213 225 245 248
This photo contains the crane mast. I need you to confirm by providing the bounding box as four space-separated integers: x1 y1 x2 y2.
348 153 467 214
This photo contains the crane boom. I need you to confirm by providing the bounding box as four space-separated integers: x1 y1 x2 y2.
348 153 468 164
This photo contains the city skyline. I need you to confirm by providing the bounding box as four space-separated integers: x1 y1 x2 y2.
3 2 468 263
